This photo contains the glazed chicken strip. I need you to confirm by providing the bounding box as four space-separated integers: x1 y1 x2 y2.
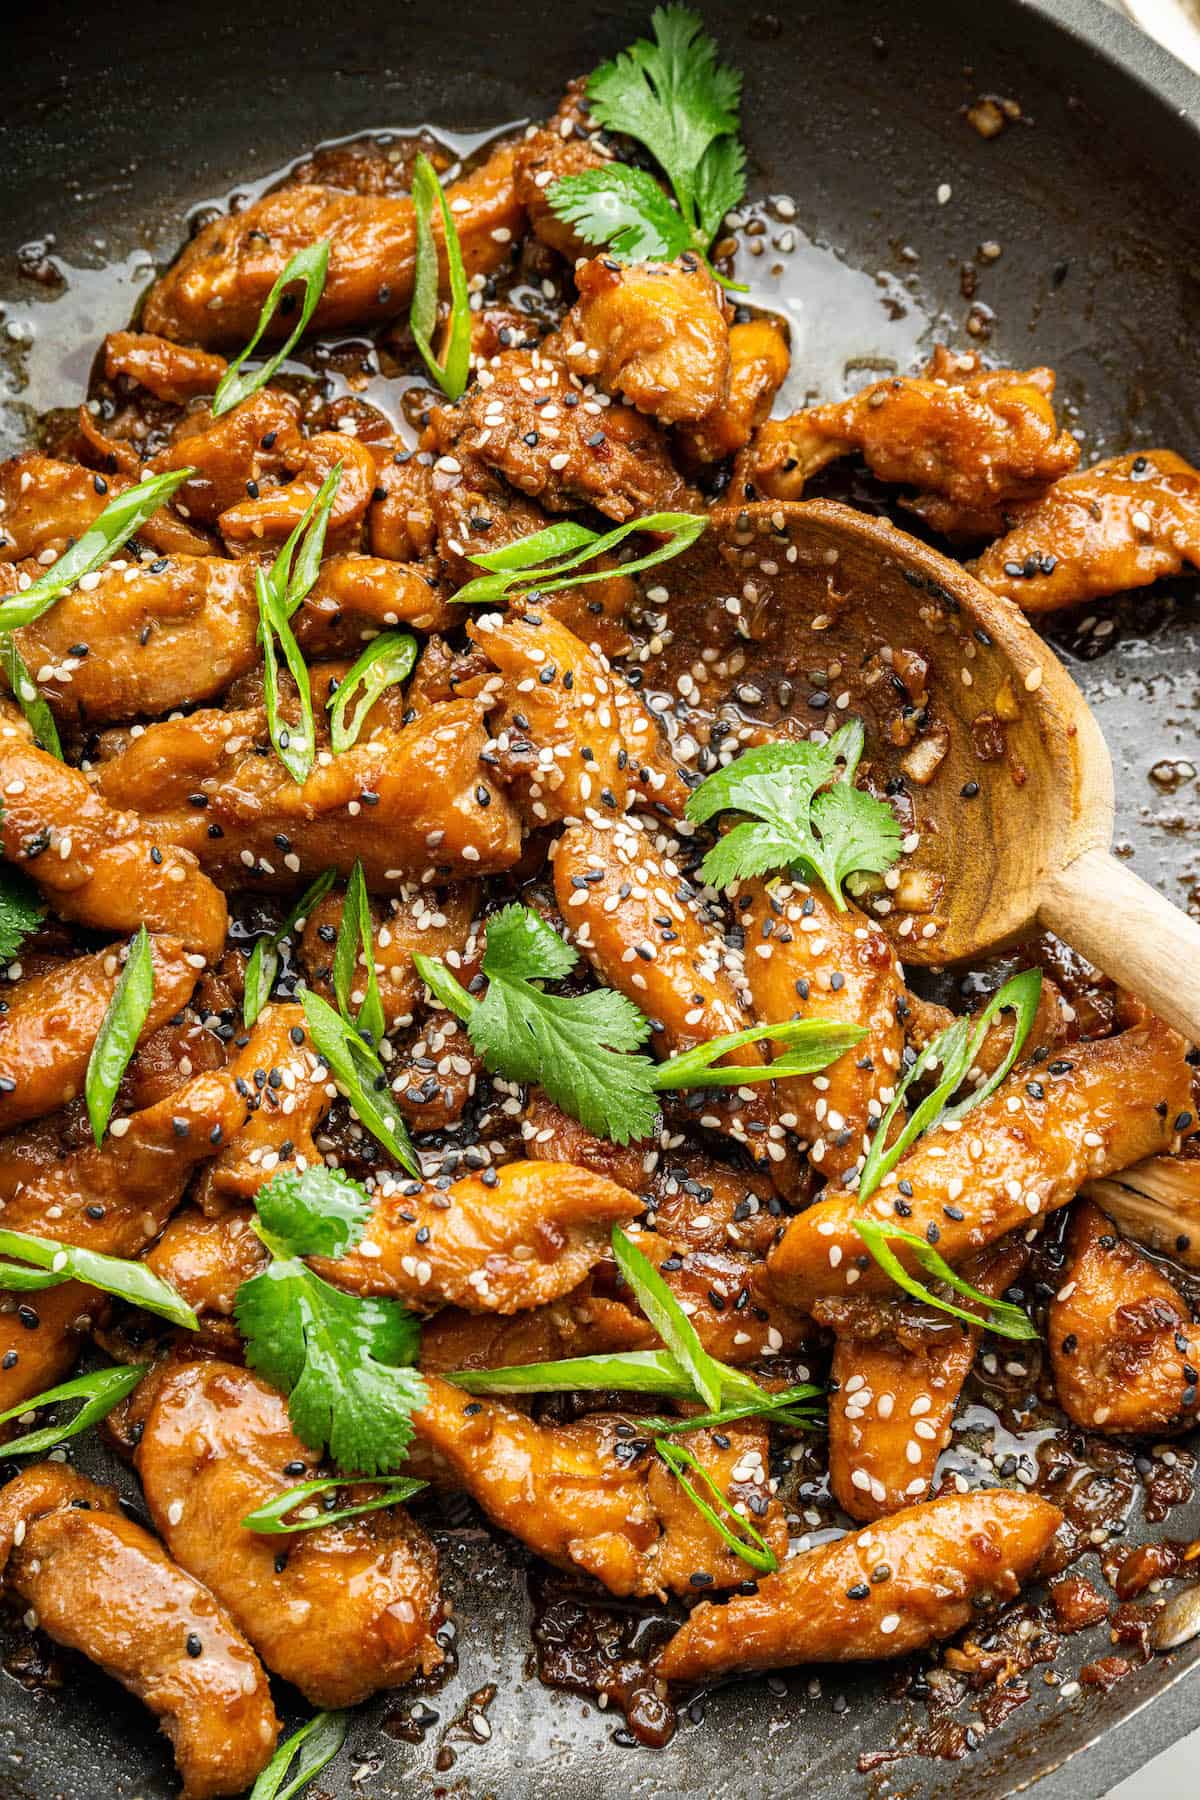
413 1372 787 1597
419 1277 657 1374
971 449 1200 612
103 330 229 403
678 319 791 465
1048 1200 1200 1433
0 1464 277 1798
901 978 1073 1079
817 1239 1027 1521
135 1359 443 1708
93 697 521 888
738 345 1078 538
0 936 199 1130
0 1070 247 1255
558 256 731 425
470 609 689 823
0 456 211 561
197 1006 331 1206
0 709 228 962
317 1161 642 1314
656 1489 1062 1681
143 138 524 345
512 123 610 260
0 1282 105 1420
741 878 905 1182
144 1208 266 1315
768 1015 1192 1309
300 881 478 1030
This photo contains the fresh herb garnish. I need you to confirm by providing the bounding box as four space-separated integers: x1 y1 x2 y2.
0 866 44 966
654 1434 778 1572
549 6 745 267
236 1165 426 1474
0 1363 147 1459
257 464 342 784
212 241 330 419
0 1225 197 1327
332 861 385 1049
612 1223 725 1407
451 511 706 606
640 1386 824 1434
410 153 472 402
685 718 903 906
247 1710 348 1800
0 467 194 634
299 986 420 1176
417 903 863 1146
328 631 417 753
850 969 1044 1340
243 868 338 1029
241 1473 427 1535
0 637 61 757
85 926 154 1146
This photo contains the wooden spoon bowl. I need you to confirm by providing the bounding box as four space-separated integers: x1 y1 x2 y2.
643 499 1200 1037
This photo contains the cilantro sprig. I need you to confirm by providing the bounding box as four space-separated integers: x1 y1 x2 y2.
0 865 43 966
415 902 864 1146
235 1165 427 1474
548 6 746 267
685 718 903 907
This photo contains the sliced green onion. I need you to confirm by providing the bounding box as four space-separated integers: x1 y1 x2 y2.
446 1347 704 1398
0 637 61 757
257 464 342 784
85 926 154 1146
0 1363 147 1458
654 1436 779 1573
212 242 330 419
612 1226 725 1411
0 467 195 633
452 510 707 606
332 861 385 1048
299 986 419 1176
651 1017 866 1091
328 631 417 754
639 1384 825 1435
0 1227 197 1328
244 868 338 1030
241 1474 427 1535
247 1709 348 1800
853 1218 1037 1341
410 154 472 402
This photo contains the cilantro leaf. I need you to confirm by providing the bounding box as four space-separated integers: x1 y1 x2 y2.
548 165 692 262
692 133 746 246
685 719 902 907
481 902 581 984
254 1165 373 1260
236 1257 425 1475
0 866 44 966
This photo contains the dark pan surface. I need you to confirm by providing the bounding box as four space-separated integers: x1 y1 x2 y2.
0 1 1199 1794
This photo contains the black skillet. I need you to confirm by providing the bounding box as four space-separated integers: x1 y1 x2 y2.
1 1 1199 1795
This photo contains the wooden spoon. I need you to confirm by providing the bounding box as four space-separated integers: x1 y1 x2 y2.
662 498 1200 1039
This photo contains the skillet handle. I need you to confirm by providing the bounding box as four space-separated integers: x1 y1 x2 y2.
1039 846 1200 1043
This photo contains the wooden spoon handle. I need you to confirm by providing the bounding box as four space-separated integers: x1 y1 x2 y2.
1039 847 1200 1042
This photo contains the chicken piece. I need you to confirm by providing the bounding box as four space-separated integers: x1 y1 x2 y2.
737 346 1078 537
413 1373 787 1597
153 391 303 525
197 1005 330 1206
0 1282 105 1421
135 1359 442 1708
104 331 229 403
0 711 228 963
678 319 791 464
901 978 1072 1079
367 447 437 561
319 1161 642 1314
657 1489 1062 1680
0 456 212 562
817 1239 1027 1521
0 1070 246 1255
144 1208 266 1315
767 1015 1192 1309
219 433 378 549
297 553 454 640
428 345 695 523
971 449 1200 612
629 1231 815 1365
143 140 524 345
559 256 731 425
0 1464 277 1798
123 970 232 1113
512 126 611 261
0 937 198 1130
741 879 905 1183
92 697 521 889
10 556 258 724
419 1274 655 1373
300 880 477 1030
470 609 688 823
1049 1200 1200 1434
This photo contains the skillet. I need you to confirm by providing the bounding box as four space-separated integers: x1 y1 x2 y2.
0 0 1199 1794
